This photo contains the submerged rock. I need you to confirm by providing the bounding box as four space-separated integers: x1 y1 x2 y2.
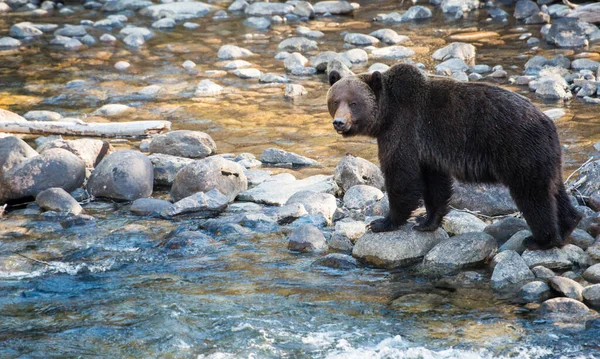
130 198 172 216
313 1 354 15
312 253 358 269
141 1 216 20
539 297 593 322
162 189 228 217
287 224 327 252
519 281 553 303
149 130 216 159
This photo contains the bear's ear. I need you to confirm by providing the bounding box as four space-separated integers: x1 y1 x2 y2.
366 71 382 93
329 71 341 86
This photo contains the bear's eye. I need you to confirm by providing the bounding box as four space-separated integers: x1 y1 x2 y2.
333 101 338 106
350 102 357 107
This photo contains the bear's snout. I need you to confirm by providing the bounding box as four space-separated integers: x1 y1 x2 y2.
332 118 347 132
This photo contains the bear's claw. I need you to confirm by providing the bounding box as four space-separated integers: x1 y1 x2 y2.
368 217 399 232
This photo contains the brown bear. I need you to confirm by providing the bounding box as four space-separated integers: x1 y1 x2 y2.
327 64 581 250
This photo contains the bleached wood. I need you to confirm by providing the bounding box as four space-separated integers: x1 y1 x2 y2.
0 120 171 137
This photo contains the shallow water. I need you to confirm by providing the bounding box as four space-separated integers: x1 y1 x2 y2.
1 0 600 357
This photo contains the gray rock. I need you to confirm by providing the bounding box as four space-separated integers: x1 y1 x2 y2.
148 153 193 187
423 232 498 273
87 150 153 201
532 265 556 279
267 203 308 224
313 1 354 14
514 0 539 20
326 59 354 78
283 52 308 71
260 148 317 166
36 188 82 215
259 73 290 83
102 0 152 12
195 80 223 97
287 224 327 252
545 18 591 48
432 42 476 65
120 26 153 39
353 225 449 268
140 1 216 20
364 195 389 217
23 110 62 122
239 173 336 206
293 1 315 18
335 220 367 240
435 58 469 73
334 154 384 192
567 3 600 24
368 63 390 73
583 263 600 283
539 297 592 321
130 198 172 216
373 12 403 23
152 18 176 29
228 0 248 12
93 104 134 117
243 17 270 30
162 189 228 217
573 59 600 72
310 51 352 72
234 68 261 79
245 2 293 16
525 12 550 25
549 276 584 301
522 247 573 269
244 169 271 187
569 229 595 250
313 253 358 269
570 160 600 197
284 84 308 99
468 73 483 81
441 210 486 235
451 182 518 216
440 0 479 13
54 25 87 37
296 26 324 39
123 34 144 48
369 29 409 44
171 156 247 202
37 138 114 168
370 46 415 60
239 213 279 232
0 136 38 175
149 130 216 159
10 22 44 38
499 230 531 254
278 37 318 52
488 7 508 20
583 284 600 307
217 45 253 60
519 281 553 303
492 250 535 289
0 37 21 48
291 213 328 228
327 233 354 252
0 148 86 204
471 65 491 74
343 48 368 63
343 185 384 210
224 60 252 70
344 33 379 46
402 5 432 21
286 190 337 222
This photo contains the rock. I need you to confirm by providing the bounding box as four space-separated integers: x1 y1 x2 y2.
313 1 354 15
217 45 253 60
141 2 216 20
344 49 368 63
312 253 358 269
568 160 600 196
0 148 86 204
293 1 315 18
569 229 595 250
584 264 600 284
545 18 594 48
162 189 228 217
484 217 529 245
287 224 327 252
149 131 216 160
23 110 62 122
296 26 324 39
93 104 135 117
283 52 308 71
87 150 153 201
583 284 600 307
228 0 248 12
432 42 476 65
0 37 21 48
402 5 432 21
238 213 279 232
310 51 352 72
284 84 308 99
335 220 367 241
549 276 584 301
567 3 600 24
286 190 337 222
343 185 384 210
423 232 498 273
344 33 379 46
115 61 130 71
37 139 114 168
278 37 318 52
532 265 555 279
498 230 531 254
451 183 517 216
245 2 293 16
244 169 272 187
243 17 270 30
514 0 539 20
148 153 193 187
327 232 354 252
441 210 486 235
492 250 535 289
120 26 153 39
0 136 38 175
539 297 593 321
522 247 573 269
102 0 152 12
130 198 172 216
0 109 26 123
435 58 469 73
373 12 403 23
259 73 289 83
260 148 317 166
224 60 252 70
326 59 354 78
368 63 390 73
488 7 508 21
440 0 479 13
239 173 336 206
370 46 415 60
35 188 82 215
196 80 223 97
334 155 384 193
573 59 600 72
353 225 448 268
267 203 308 224
10 22 44 38
369 29 409 44
519 281 553 303
171 156 247 202
152 18 175 29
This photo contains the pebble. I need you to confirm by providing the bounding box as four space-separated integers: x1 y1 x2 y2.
114 61 130 71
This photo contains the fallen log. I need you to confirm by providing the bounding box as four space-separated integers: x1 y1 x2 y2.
0 120 171 137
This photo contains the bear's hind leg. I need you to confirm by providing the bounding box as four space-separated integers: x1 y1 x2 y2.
555 182 582 243
509 184 562 250
414 168 452 232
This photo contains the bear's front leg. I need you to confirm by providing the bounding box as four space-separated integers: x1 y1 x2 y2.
368 169 422 233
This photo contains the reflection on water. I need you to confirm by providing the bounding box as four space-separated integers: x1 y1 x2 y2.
1 0 600 357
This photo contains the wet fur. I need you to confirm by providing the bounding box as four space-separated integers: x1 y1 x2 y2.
327 64 581 249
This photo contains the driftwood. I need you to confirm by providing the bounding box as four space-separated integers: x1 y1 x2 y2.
0 120 171 137
563 0 578 8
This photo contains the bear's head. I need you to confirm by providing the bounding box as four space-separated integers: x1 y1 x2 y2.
326 71 382 138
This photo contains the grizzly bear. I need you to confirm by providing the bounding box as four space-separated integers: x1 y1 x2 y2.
327 64 581 250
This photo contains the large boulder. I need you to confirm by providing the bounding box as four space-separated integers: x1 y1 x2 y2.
423 232 498 273
149 130 216 159
0 136 38 175
352 225 448 268
491 250 535 289
0 148 85 204
171 156 248 202
37 138 114 168
87 150 154 201
450 182 518 216
334 154 385 192
286 190 337 222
